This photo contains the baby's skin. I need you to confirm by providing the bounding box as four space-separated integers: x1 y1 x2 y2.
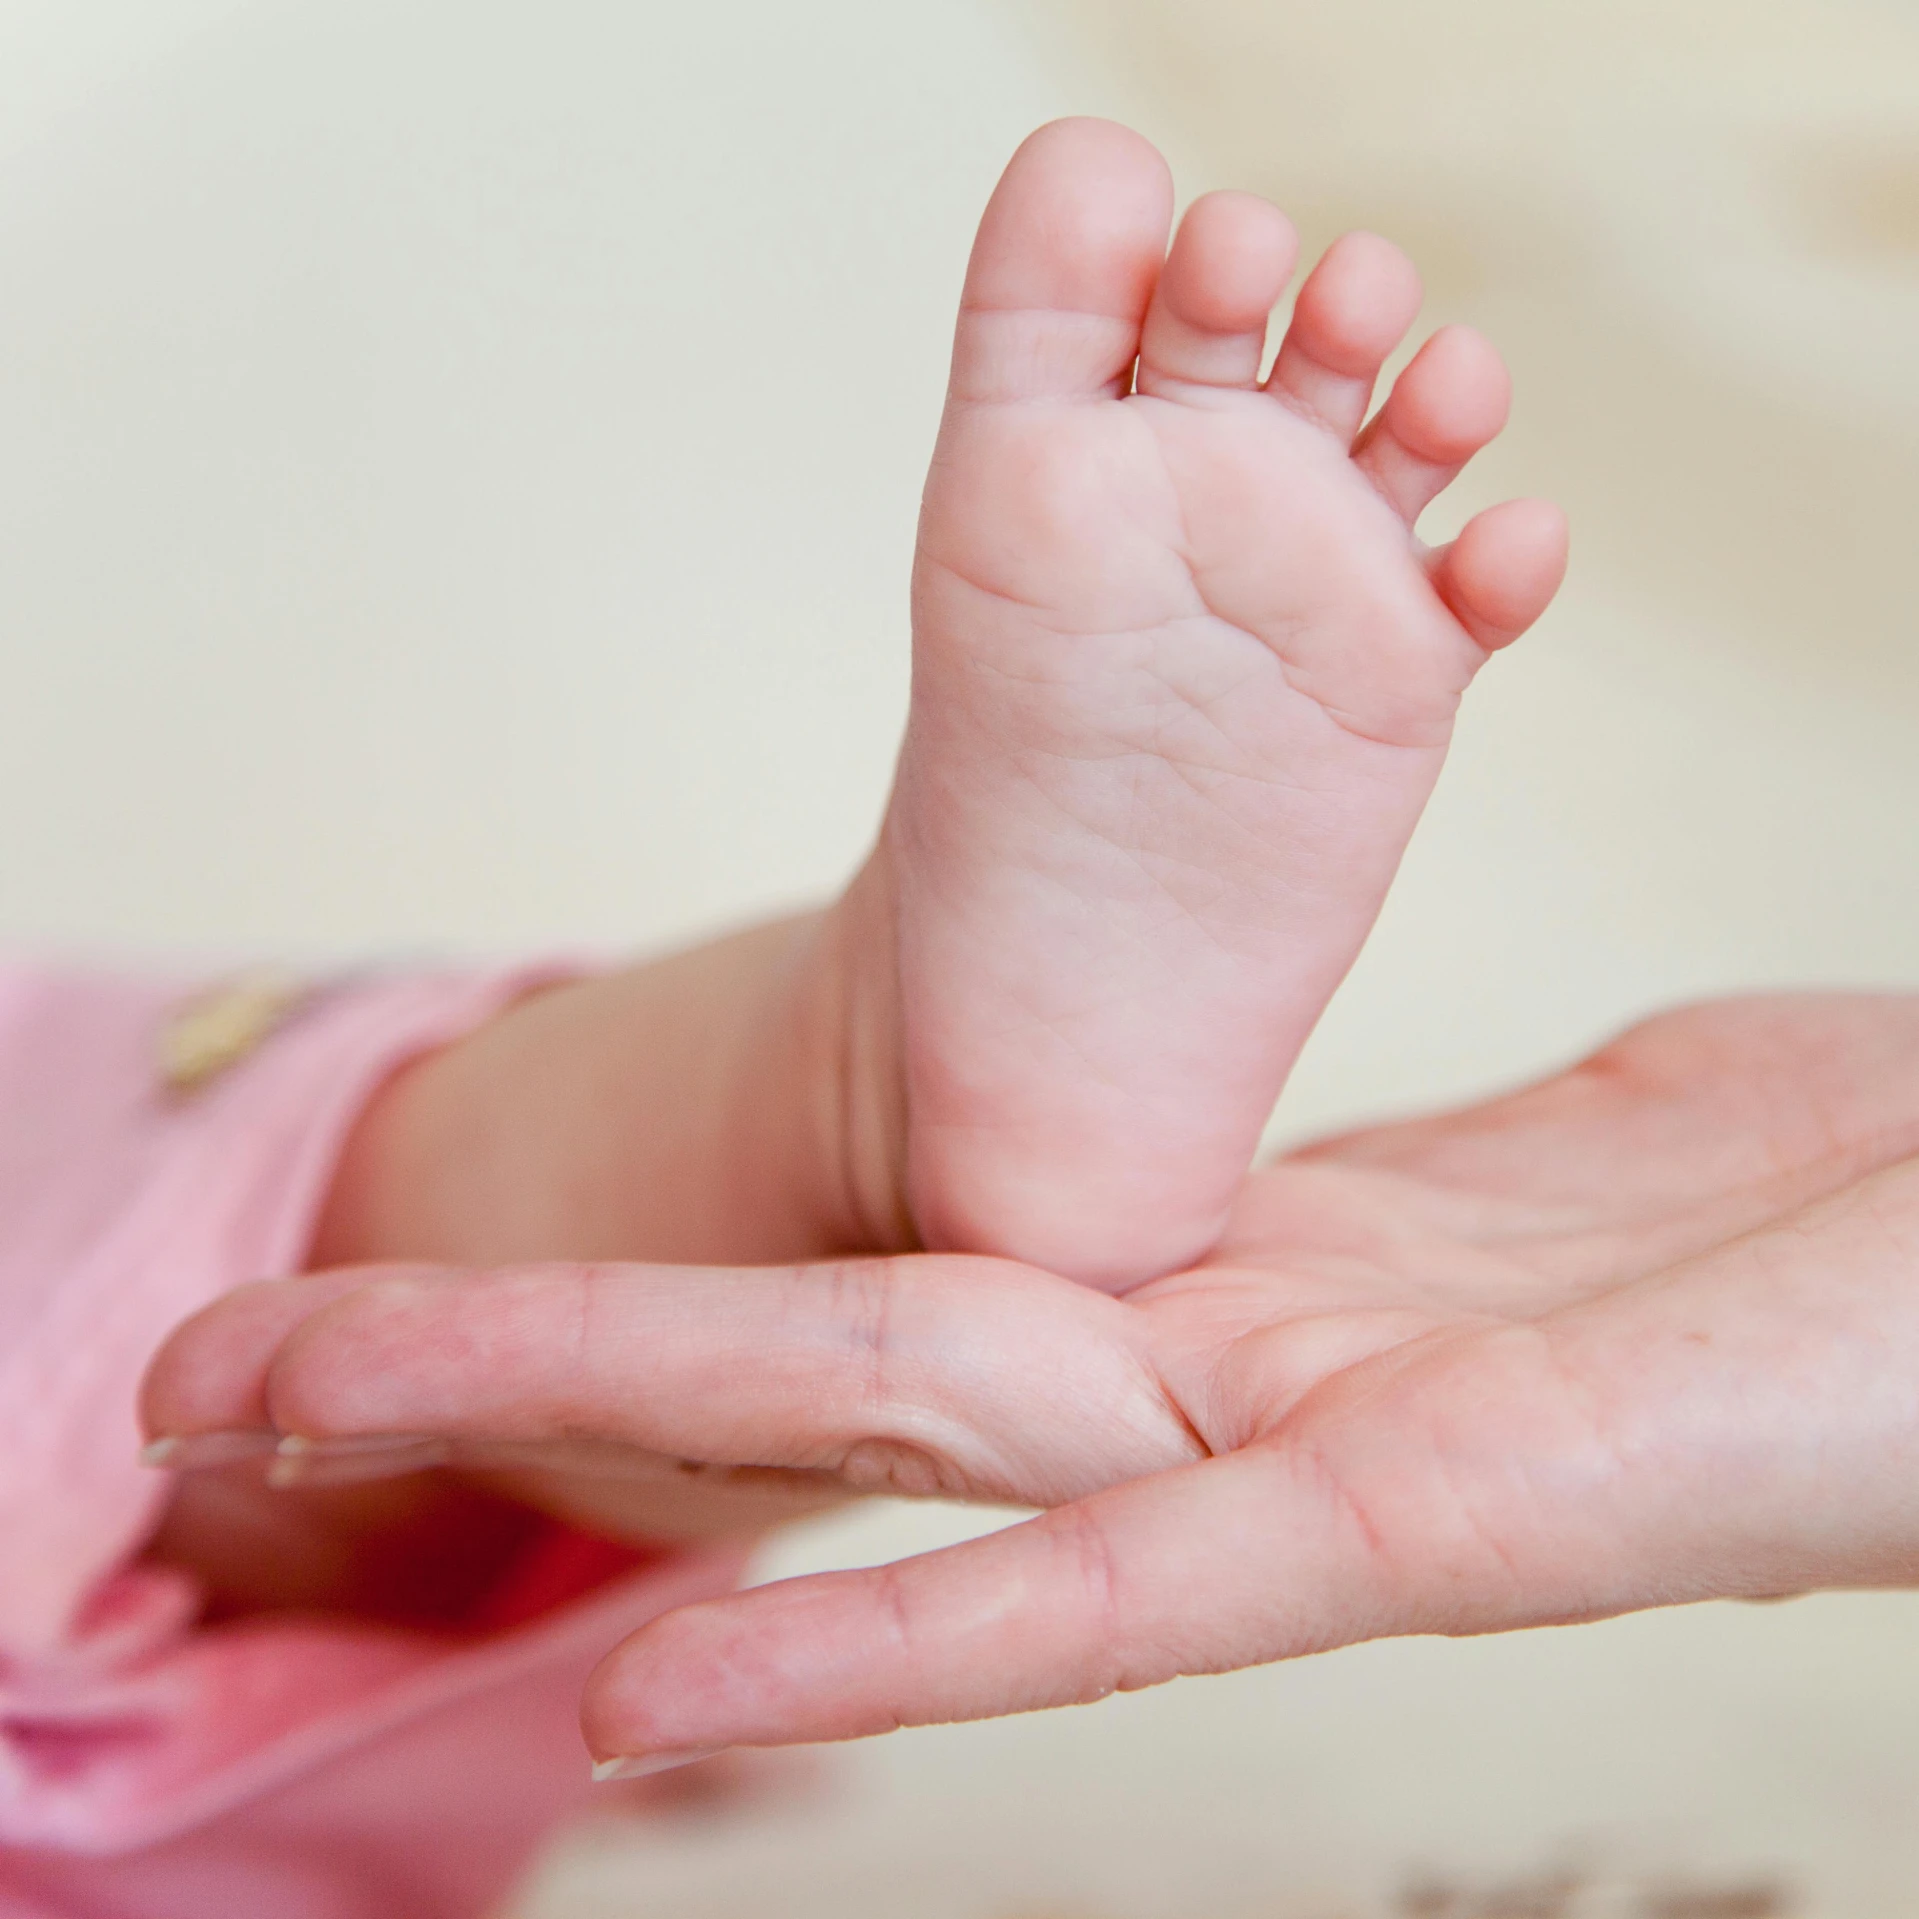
307 119 1565 1303
856 118 1567 1288
146 119 1565 1613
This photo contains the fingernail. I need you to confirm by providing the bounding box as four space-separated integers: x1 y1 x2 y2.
266 1432 452 1488
590 1747 726 1783
140 1430 278 1470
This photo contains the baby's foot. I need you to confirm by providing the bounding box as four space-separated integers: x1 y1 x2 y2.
867 119 1567 1290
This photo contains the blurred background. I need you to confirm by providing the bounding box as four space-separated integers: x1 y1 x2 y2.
2 0 1917 1911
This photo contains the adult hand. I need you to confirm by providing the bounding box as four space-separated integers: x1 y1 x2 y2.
142 995 1919 1768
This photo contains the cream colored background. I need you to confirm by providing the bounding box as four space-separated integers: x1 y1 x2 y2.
2 2 1917 1913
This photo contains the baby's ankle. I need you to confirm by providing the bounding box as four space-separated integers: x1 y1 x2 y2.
312 897 914 1271
792 853 917 1257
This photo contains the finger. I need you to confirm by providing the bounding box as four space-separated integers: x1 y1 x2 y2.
1426 497 1569 652
140 1265 440 1440
1135 190 1298 395
580 1443 1425 1762
1263 230 1422 442
460 1439 854 1544
141 1267 859 1530
141 1256 1199 1508
1352 324 1511 525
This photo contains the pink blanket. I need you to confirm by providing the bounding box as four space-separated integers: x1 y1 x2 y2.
0 966 744 1918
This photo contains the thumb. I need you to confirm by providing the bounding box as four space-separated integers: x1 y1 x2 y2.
580 1442 1416 1763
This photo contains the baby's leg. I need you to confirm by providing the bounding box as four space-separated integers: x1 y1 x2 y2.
872 119 1565 1289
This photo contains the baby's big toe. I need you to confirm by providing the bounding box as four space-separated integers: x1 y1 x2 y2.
949 118 1174 406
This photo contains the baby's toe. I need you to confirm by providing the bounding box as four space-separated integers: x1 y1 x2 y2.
950 118 1174 405
1352 324 1511 525
1429 497 1570 651
1135 190 1298 395
1264 231 1422 441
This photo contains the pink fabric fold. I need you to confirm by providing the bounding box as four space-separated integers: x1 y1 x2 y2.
0 965 746 1917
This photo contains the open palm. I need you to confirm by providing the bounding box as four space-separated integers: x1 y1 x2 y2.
143 993 1919 1766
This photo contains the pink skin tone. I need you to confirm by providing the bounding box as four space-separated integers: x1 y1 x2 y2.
875 119 1564 1287
144 114 1569 1613
145 994 1919 1768
141 120 1590 1741
281 119 1564 1301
